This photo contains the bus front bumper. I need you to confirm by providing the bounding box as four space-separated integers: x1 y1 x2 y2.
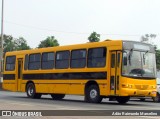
120 88 157 97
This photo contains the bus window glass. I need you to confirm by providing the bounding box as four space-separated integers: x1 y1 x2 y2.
42 52 54 69
28 54 41 70
5 56 16 71
56 51 70 69
111 54 115 68
122 50 156 78
141 52 156 77
71 49 86 68
24 54 28 70
87 47 106 68
117 53 120 67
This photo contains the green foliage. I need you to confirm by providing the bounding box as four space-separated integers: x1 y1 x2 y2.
140 34 160 70
14 37 30 51
156 49 160 70
38 36 59 48
3 35 15 52
140 34 156 44
0 34 30 53
88 32 100 42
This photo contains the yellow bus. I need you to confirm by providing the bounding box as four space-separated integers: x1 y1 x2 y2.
2 40 157 104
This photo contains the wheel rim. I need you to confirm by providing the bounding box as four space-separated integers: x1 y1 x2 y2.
28 86 34 96
154 96 159 102
90 89 97 99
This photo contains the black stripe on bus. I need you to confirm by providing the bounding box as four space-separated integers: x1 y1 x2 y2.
3 74 15 80
23 72 107 80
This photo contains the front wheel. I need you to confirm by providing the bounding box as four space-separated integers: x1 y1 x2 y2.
116 96 130 104
152 93 160 102
85 85 103 103
26 83 41 99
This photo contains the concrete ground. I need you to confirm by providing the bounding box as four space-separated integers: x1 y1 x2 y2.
0 91 160 119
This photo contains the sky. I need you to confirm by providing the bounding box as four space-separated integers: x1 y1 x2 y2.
1 0 160 48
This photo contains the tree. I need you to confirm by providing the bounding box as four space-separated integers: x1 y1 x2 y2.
14 37 30 51
3 35 15 53
140 34 160 70
38 36 59 48
88 32 100 42
0 34 31 53
140 34 157 45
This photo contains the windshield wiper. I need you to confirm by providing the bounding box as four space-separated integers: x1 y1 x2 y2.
145 50 149 54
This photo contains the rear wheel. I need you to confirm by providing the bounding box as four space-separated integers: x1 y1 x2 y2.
116 96 130 104
85 85 102 103
26 83 42 99
153 93 160 102
51 94 65 100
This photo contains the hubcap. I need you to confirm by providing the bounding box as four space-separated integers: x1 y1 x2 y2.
90 89 97 99
154 96 159 102
28 86 34 96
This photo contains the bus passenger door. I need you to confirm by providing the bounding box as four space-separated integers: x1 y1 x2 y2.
110 51 121 95
17 58 23 91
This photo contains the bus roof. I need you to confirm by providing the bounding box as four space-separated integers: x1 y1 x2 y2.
5 39 123 56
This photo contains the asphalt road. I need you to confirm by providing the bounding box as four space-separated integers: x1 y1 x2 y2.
0 91 160 119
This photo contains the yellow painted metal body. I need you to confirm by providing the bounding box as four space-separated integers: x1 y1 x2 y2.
2 40 157 97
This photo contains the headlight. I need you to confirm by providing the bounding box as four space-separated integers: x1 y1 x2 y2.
151 85 156 89
122 84 132 88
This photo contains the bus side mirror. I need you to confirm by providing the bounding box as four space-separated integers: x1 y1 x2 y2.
123 56 127 66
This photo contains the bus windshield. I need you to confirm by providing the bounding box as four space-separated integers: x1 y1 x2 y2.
122 50 156 78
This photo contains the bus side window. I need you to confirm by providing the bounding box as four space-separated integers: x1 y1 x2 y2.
71 49 86 68
28 53 41 70
55 51 70 69
87 47 106 68
42 52 54 69
24 54 28 70
5 56 16 71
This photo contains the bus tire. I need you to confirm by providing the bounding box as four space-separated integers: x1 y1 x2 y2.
85 84 102 103
116 96 130 104
152 93 160 102
26 83 42 99
51 94 65 100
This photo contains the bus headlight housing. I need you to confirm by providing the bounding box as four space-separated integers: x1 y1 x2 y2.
151 85 156 89
122 84 132 88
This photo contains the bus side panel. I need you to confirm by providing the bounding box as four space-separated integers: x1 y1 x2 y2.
34 80 69 94
21 83 26 92
21 80 28 92
67 84 84 95
35 83 54 93
99 84 108 96
3 80 17 92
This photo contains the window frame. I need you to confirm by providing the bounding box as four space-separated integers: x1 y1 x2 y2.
28 53 41 70
55 50 70 69
70 49 87 68
24 54 29 70
87 47 107 68
111 54 115 68
41 52 55 69
5 55 16 71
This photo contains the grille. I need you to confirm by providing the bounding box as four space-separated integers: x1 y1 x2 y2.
135 85 149 90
